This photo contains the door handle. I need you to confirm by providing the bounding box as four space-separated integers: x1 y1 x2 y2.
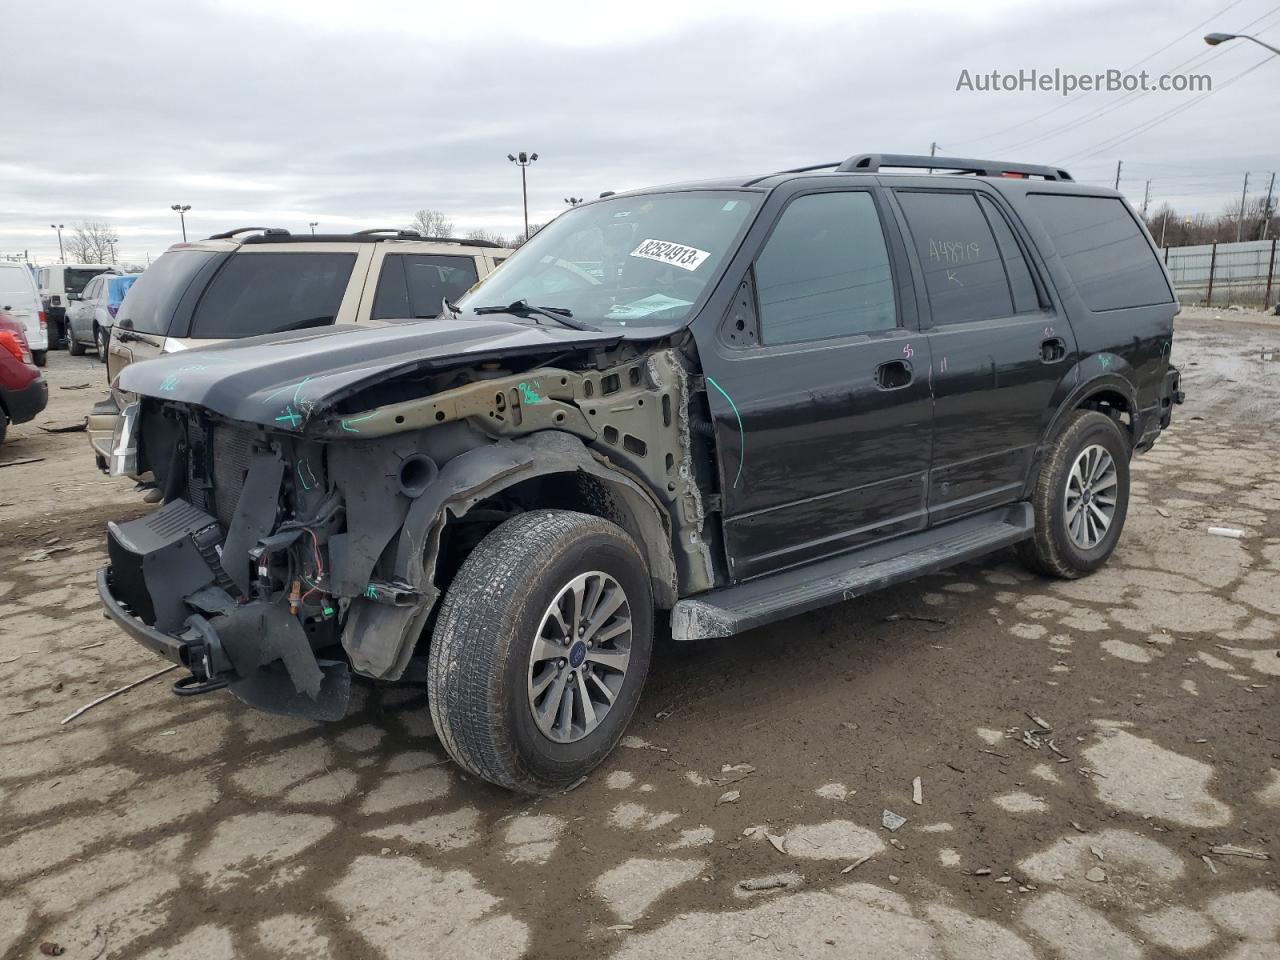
875 359 913 390
1040 337 1067 363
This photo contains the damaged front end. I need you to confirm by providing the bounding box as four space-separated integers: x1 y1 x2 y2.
99 327 716 719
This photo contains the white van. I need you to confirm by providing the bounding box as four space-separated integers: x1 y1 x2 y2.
37 263 119 350
0 263 47 366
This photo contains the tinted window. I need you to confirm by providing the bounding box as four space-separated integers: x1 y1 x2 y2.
190 253 355 338
978 195 1042 314
66 268 110 298
371 254 479 320
117 250 219 335
755 192 896 345
1028 194 1171 311
898 191 1012 325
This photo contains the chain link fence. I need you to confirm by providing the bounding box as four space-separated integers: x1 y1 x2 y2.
1163 238 1279 310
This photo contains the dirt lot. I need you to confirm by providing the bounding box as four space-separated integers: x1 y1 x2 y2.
2 310 1278 960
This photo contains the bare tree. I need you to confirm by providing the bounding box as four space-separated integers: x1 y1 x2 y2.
514 223 544 247
409 209 455 238
65 220 118 264
465 227 509 246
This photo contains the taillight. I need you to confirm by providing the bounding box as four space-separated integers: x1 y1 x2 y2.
38 311 47 329
108 303 119 318
51 295 61 305
0 331 31 364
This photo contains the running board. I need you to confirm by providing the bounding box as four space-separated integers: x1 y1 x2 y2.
671 503 1033 640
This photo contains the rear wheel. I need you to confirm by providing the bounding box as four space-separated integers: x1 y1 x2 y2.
96 326 109 362
1017 410 1130 579
31 350 46 367
428 510 653 794
67 328 85 356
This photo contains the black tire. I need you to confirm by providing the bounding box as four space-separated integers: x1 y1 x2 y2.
67 329 85 356
428 510 654 794
1017 410 1130 579
96 326 109 362
0 416 7 445
31 350 46 368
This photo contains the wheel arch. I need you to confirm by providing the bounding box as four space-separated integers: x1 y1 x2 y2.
1047 374 1139 446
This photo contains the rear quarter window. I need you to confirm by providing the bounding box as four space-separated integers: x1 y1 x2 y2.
190 252 356 338
117 250 220 335
1027 194 1172 311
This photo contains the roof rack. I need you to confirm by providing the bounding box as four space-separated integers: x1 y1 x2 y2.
746 153 1072 186
206 226 283 239
838 153 1073 180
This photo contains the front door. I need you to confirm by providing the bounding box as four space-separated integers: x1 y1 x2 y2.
698 188 933 581
890 187 1075 522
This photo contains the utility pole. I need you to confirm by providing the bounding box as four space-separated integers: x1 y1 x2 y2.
1142 180 1151 217
1261 171 1276 241
1237 172 1250 242
1160 207 1171 248
1114 160 1122 190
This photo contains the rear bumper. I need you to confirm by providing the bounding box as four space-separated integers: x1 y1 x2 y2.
1136 364 1184 451
1 375 48 424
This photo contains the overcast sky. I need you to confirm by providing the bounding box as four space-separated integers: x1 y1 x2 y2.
2 0 1276 264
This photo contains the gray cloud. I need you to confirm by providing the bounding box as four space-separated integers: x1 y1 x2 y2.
2 0 1275 263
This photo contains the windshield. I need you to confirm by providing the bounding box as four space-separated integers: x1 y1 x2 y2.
457 191 758 327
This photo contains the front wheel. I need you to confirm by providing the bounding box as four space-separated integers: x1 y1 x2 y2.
31 350 46 368
1017 410 1130 579
67 329 85 356
96 327 109 362
427 510 653 794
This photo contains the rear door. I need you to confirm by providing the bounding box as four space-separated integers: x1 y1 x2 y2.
696 185 933 580
888 185 1072 523
0 265 43 348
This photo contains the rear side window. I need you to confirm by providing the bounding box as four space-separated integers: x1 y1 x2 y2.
190 253 356 338
1028 194 1172 311
107 276 137 304
117 250 220 335
371 255 480 320
897 191 1013 325
754 191 897 345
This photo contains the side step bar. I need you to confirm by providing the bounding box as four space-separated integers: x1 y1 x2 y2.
671 503 1033 640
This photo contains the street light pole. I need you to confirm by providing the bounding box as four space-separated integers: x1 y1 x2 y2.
507 151 538 240
1205 31 1280 56
170 204 191 242
309 221 318 235
564 197 583 207
50 224 65 261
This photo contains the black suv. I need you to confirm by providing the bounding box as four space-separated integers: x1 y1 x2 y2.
98 153 1182 793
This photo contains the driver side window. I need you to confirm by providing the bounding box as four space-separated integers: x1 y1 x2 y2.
755 192 898 346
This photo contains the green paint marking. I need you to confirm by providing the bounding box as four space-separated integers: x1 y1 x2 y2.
364 584 379 600
518 380 543 405
160 375 179 391
293 375 313 404
340 412 378 433
296 458 314 491
275 405 303 429
1099 354 1113 369
706 376 744 489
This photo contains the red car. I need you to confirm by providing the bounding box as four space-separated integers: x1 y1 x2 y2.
0 312 48 445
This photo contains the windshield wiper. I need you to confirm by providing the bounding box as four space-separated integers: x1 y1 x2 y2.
472 299 601 332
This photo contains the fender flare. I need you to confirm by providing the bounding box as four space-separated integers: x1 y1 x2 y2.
340 431 678 680
1044 372 1140 446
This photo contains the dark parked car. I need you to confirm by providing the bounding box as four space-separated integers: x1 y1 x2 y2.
0 312 48 444
98 153 1182 793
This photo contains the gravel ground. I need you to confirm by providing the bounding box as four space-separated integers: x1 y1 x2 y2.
1 311 1278 960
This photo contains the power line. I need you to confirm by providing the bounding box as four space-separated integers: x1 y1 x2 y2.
1057 52 1276 163
991 8 1279 156
945 0 1251 150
